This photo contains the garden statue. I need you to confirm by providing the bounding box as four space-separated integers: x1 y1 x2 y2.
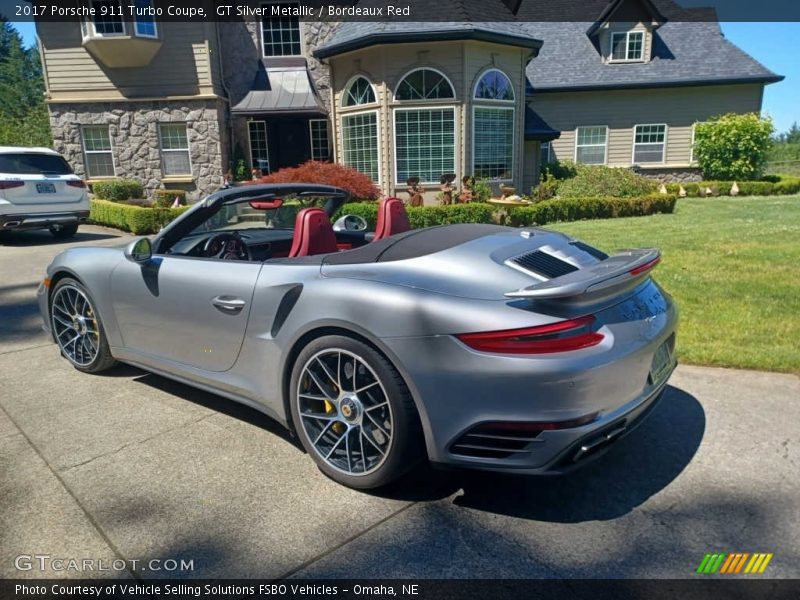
679 185 687 197
658 183 668 194
731 182 740 196
459 176 475 203
440 174 456 205
406 177 425 207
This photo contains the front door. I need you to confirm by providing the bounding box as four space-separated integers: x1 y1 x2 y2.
273 117 312 169
110 256 262 372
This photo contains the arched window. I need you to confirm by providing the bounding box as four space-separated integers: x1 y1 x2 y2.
342 76 376 107
393 69 456 184
395 69 455 101
472 69 516 181
474 69 515 101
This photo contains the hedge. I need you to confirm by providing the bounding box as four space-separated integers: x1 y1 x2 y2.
89 199 190 234
91 178 143 202
665 178 800 197
336 194 676 230
153 189 189 207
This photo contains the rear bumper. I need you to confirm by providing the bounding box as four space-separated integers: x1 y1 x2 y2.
0 210 90 231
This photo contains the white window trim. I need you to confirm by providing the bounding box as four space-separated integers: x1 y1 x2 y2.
393 67 456 103
259 2 303 58
308 119 331 161
574 125 609 165
247 120 270 174
88 0 127 38
133 0 159 39
472 68 516 103
471 105 515 183
610 31 644 63
340 75 379 110
81 125 116 178
340 109 382 186
157 122 192 177
632 123 668 165
392 105 459 187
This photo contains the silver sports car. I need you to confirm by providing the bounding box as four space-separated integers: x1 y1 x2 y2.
38 183 677 489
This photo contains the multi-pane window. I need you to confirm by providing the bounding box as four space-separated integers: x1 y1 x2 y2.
473 107 514 180
341 112 379 182
611 31 644 61
395 69 455 101
158 123 191 176
540 141 552 165
395 108 456 184
81 126 115 178
248 121 270 175
343 77 376 107
133 0 157 38
633 124 667 163
309 120 331 162
91 0 125 35
261 3 301 57
575 126 608 164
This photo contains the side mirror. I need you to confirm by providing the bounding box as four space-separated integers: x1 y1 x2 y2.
125 237 152 263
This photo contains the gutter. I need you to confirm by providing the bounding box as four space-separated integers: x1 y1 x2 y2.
529 75 785 95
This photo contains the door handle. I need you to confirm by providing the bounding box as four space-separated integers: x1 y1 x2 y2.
211 295 246 314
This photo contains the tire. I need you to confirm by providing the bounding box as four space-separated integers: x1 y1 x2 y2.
50 278 117 374
289 335 424 489
50 223 79 239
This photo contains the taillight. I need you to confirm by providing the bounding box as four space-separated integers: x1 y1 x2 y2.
629 256 661 276
66 180 86 188
0 180 25 190
457 315 604 355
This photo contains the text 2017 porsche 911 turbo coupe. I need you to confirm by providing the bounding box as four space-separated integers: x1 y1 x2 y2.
38 184 677 489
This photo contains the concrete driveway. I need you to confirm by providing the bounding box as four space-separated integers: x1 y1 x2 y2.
1 226 798 580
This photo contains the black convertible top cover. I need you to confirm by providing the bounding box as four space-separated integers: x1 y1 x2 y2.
323 224 508 265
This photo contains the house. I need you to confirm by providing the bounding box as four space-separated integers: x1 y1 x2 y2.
34 0 782 201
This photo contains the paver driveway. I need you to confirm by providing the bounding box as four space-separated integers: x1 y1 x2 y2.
1 226 798 579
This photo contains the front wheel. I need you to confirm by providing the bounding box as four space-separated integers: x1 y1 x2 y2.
289 335 424 489
50 223 79 239
50 278 117 373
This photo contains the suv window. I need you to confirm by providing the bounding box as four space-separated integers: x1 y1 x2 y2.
0 153 74 175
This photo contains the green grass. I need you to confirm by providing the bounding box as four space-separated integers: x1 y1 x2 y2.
552 196 800 373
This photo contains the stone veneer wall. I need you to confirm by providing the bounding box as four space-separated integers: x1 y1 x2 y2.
48 98 227 201
637 167 704 183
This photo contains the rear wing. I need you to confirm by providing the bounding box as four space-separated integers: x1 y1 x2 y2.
505 248 661 300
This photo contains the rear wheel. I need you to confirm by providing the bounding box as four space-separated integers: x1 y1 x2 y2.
49 223 79 239
289 335 424 489
50 278 117 373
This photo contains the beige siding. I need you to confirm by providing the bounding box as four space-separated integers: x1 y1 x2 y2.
37 21 216 100
530 84 764 168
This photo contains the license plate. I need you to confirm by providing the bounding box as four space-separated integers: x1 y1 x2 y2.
36 183 56 194
650 340 673 385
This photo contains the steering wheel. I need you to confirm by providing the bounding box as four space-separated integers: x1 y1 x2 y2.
202 232 252 261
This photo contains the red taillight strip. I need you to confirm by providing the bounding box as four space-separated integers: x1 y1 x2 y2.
0 180 25 190
629 256 661 276
66 180 86 188
457 315 604 355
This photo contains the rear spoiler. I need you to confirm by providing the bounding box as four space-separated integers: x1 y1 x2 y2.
505 248 661 300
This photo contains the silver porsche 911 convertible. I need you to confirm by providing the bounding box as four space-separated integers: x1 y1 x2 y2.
38 183 677 489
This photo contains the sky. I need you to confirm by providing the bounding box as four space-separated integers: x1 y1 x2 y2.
9 20 798 134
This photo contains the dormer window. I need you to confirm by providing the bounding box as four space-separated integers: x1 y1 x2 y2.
611 31 644 62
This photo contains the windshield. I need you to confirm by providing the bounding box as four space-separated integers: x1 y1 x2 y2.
0 153 73 175
189 199 303 235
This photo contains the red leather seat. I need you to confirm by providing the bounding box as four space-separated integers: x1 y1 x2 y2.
288 207 338 258
373 197 411 241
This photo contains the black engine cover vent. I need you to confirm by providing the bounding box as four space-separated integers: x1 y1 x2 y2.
511 250 579 279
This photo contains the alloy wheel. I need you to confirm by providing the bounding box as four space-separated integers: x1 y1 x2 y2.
296 349 394 476
51 285 100 367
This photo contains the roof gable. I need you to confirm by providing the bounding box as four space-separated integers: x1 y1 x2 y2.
586 0 666 37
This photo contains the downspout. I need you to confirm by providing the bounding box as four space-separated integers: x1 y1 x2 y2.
215 22 235 175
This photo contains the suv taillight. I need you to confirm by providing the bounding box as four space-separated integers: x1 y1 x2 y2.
66 180 86 188
0 180 25 190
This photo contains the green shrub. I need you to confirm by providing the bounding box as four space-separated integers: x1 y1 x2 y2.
471 178 493 203
666 180 779 197
528 173 559 202
774 177 800 195
541 159 578 181
89 199 189 234
557 164 658 198
91 178 143 202
507 194 677 227
694 113 774 180
153 189 188 207
407 203 495 228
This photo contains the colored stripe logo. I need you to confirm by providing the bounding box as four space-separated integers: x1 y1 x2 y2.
696 553 773 574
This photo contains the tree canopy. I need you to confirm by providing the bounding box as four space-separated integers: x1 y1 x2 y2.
0 18 52 147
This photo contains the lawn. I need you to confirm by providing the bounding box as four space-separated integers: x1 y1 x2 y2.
553 196 800 374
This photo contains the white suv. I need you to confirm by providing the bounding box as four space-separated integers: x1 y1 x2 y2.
0 146 90 239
